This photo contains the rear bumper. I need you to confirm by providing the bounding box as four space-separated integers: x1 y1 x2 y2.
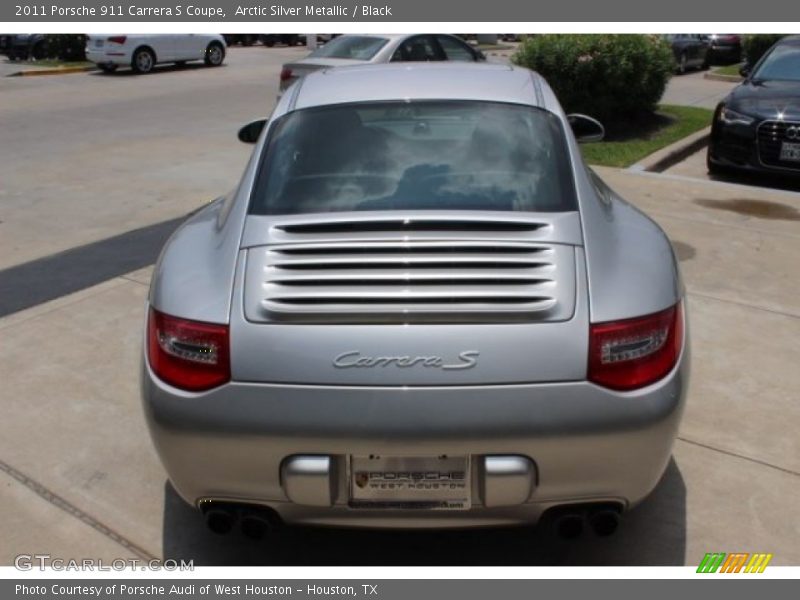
85 47 131 66
141 337 690 528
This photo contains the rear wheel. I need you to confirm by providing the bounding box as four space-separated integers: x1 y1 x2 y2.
204 42 225 67
677 52 688 74
30 40 48 60
131 47 155 74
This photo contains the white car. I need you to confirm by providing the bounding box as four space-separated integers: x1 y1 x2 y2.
279 34 485 91
85 34 226 74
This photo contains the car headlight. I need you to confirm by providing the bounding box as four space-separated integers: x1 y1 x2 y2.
718 106 755 126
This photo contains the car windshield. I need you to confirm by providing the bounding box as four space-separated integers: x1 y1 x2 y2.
308 36 389 60
249 101 577 215
752 43 800 82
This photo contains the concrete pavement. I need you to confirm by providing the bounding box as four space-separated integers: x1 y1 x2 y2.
1 168 797 566
660 69 736 109
0 46 304 271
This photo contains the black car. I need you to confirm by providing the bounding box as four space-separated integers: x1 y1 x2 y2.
665 34 711 74
707 35 800 178
0 34 47 60
707 34 743 64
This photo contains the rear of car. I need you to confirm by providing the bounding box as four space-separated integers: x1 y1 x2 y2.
142 65 688 535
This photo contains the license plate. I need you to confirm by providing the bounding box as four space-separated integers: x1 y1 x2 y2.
349 455 471 510
779 142 800 162
94 40 104 48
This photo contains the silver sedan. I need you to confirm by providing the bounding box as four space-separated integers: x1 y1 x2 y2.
279 34 486 91
141 63 689 541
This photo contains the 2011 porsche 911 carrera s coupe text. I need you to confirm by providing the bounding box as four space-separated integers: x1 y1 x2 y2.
141 64 689 540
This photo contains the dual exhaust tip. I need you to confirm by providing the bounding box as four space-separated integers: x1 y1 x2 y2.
202 503 281 540
202 502 621 540
552 505 622 539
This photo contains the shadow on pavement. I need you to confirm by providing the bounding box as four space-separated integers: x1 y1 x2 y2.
162 459 686 566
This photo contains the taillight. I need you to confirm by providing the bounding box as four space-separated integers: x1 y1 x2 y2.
280 67 293 82
107 36 127 45
588 302 683 391
147 308 230 391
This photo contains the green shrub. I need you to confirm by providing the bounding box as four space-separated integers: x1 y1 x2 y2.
742 34 785 67
42 34 87 61
511 34 674 123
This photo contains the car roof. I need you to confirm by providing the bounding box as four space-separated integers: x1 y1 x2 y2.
285 63 544 112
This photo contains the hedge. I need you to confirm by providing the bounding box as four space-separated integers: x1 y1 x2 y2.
511 34 674 123
742 34 785 68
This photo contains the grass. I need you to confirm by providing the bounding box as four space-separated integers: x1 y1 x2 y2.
581 104 714 168
713 63 745 78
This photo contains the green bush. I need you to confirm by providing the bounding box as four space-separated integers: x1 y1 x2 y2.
742 34 785 67
511 34 674 123
42 34 87 61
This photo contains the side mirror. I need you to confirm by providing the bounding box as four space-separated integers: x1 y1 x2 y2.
238 119 266 144
739 65 750 78
567 113 605 143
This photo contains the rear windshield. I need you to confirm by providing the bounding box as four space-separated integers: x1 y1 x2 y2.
249 101 577 215
308 36 389 60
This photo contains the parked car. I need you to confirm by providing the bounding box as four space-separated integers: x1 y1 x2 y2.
0 34 47 61
707 34 742 64
708 35 800 178
85 34 226 74
223 34 259 47
142 63 689 540
664 34 710 73
261 34 303 47
279 34 485 92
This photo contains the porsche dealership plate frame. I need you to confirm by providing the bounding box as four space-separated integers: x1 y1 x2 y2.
349 455 471 510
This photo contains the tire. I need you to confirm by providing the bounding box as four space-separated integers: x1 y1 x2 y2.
677 52 688 74
204 42 225 66
131 47 155 74
98 64 117 73
31 40 48 61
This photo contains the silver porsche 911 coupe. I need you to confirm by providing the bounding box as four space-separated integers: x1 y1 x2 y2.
141 63 689 540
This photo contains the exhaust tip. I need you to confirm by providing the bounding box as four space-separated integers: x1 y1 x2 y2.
204 508 235 535
589 509 620 537
554 513 584 540
240 513 273 540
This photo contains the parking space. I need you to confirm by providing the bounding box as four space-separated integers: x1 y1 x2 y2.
1 43 798 566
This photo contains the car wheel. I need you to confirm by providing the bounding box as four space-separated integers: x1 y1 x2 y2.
677 52 687 74
98 64 117 73
31 40 48 60
131 47 155 74
204 42 225 66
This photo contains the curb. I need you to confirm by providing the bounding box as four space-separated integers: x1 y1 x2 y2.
629 126 712 173
704 72 742 83
8 65 95 77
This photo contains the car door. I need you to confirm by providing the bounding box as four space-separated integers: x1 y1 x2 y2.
140 35 177 62
390 35 445 62
434 35 483 62
180 34 209 61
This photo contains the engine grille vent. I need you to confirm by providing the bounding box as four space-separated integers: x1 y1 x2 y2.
245 218 577 323
757 120 800 171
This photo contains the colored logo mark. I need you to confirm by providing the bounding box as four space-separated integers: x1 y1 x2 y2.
697 552 773 573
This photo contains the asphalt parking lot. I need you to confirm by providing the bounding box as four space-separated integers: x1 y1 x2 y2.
0 46 798 566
